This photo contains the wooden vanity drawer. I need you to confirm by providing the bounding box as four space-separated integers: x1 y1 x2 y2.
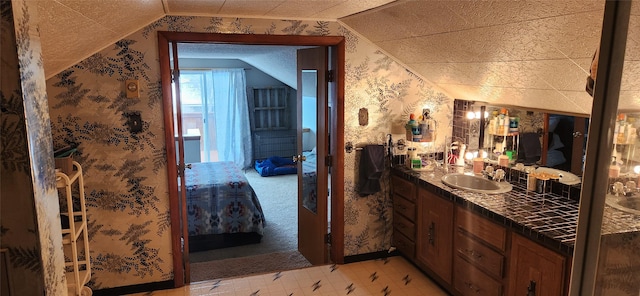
456 207 506 251
394 195 415 221
392 176 416 201
454 256 503 296
393 232 415 258
394 213 415 239
455 231 504 279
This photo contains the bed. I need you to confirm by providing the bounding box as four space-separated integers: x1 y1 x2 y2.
185 161 266 252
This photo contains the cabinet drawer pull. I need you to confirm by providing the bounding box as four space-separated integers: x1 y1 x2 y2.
460 248 484 261
464 281 481 293
428 222 435 246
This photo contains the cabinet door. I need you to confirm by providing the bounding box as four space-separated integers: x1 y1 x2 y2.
416 188 453 284
508 234 566 296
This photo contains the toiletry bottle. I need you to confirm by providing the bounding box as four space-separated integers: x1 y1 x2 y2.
617 120 626 144
498 153 510 167
420 117 430 142
456 144 466 167
503 110 510 135
473 157 484 174
407 147 416 168
428 118 436 141
509 117 518 133
609 156 620 178
488 117 496 134
408 114 422 141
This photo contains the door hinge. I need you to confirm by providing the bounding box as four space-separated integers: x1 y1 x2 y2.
181 237 184 253
171 69 180 83
325 154 333 167
327 70 334 82
325 233 332 245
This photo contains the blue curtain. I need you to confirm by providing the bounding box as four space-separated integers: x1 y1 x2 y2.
204 69 252 168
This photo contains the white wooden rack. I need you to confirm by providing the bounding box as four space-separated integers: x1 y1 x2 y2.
56 161 92 296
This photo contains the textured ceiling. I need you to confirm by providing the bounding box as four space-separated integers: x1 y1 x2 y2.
177 43 310 89
35 0 640 115
35 0 394 79
342 0 608 115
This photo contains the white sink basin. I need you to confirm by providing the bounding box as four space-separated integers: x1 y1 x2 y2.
441 173 512 194
606 194 640 215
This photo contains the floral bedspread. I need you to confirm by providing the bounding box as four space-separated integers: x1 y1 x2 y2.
185 162 265 236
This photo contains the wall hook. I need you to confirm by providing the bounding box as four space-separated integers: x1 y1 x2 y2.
345 141 354 153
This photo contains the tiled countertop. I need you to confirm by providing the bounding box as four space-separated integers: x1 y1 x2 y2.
392 165 640 256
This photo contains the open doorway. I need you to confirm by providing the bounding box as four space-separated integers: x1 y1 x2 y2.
158 32 345 286
172 54 309 281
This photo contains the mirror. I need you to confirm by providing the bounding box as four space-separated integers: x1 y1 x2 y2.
453 99 589 176
301 70 318 213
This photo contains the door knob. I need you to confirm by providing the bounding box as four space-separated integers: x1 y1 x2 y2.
293 155 307 163
573 131 583 138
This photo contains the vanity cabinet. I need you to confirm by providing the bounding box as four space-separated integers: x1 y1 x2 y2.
391 171 572 296
453 207 507 296
391 176 417 259
416 188 453 285
508 233 567 296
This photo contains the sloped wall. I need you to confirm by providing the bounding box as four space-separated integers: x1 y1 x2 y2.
1 0 67 295
45 16 453 289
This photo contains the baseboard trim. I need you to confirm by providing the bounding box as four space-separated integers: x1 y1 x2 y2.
93 280 174 296
343 250 400 264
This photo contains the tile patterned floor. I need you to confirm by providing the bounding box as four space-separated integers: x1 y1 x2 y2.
127 256 448 296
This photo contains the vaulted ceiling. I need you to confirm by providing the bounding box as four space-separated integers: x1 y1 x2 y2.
35 0 640 115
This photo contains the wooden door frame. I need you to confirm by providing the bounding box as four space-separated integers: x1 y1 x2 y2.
158 31 345 287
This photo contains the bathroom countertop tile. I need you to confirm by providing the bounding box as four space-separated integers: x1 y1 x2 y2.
392 165 640 256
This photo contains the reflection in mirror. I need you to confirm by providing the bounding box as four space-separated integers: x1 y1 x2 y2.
301 70 318 214
483 106 545 166
545 114 589 175
452 99 545 167
613 113 639 175
453 99 592 175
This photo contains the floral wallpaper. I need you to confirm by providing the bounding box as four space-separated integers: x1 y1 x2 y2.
45 16 453 289
1 0 66 295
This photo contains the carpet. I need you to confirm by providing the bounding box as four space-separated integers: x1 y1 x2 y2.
190 250 312 282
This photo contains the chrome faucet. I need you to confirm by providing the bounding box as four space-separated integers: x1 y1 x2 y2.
612 181 625 196
482 165 495 179
494 169 506 182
